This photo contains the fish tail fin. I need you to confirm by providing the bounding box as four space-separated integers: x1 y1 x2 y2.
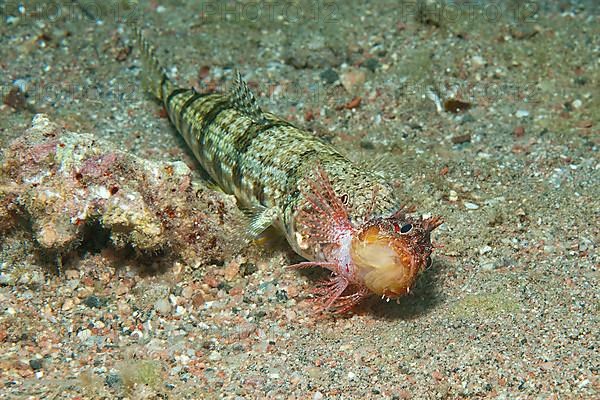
135 26 172 102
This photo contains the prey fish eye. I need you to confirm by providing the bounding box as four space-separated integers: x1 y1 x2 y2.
399 223 413 234
426 256 433 268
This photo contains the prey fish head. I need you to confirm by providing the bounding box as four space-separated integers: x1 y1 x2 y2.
350 212 443 298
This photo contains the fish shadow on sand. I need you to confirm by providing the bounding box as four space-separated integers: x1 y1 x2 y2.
369 258 451 320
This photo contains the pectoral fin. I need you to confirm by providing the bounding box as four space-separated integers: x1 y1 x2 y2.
242 205 279 238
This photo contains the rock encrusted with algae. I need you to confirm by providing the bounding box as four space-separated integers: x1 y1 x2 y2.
0 114 245 266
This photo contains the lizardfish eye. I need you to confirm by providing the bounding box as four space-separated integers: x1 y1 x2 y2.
400 223 413 234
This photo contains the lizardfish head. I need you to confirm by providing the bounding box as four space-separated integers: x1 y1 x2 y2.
350 212 443 298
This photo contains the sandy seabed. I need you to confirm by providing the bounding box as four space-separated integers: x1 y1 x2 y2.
0 1 598 399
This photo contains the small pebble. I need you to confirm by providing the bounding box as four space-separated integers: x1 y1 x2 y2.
268 370 281 379
76 287 93 299
275 289 288 302
181 286 194 299
471 55 486 67
223 262 240 281
192 293 205 307
0 273 15 285
319 68 339 84
105 373 122 388
464 202 480 210
285 310 297 321
61 299 74 311
240 262 257 276
154 298 172 314
198 65 210 80
340 68 366 93
578 379 590 389
17 272 32 285
130 330 143 340
29 359 43 371
479 245 492 255
28 271 44 286
513 125 525 137
77 329 92 341
444 99 472 114
451 134 471 144
362 58 380 72
515 110 529 118
3 86 28 111
208 351 222 361
64 269 79 280
202 340 215 350
84 295 104 308
481 262 497 271
306 367 322 379
578 237 594 252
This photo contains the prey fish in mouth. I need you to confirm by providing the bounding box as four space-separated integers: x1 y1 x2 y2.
289 168 443 313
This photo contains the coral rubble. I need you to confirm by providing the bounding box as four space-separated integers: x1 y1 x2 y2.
0 114 245 266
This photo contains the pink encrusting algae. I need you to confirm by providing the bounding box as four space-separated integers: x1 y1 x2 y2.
0 114 245 266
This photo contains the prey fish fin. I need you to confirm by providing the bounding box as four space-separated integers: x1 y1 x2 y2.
242 205 279 238
230 71 268 124
296 166 353 247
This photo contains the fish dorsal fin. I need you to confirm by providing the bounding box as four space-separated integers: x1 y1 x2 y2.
230 71 266 123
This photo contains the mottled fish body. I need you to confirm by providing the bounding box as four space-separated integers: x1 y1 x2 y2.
136 28 442 313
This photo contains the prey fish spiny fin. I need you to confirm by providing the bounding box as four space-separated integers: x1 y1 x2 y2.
135 27 443 315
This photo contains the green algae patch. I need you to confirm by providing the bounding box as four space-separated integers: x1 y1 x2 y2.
451 290 521 318
118 360 165 394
